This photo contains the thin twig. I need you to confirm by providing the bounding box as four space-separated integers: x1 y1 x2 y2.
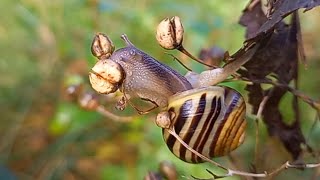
166 103 320 179
166 128 227 171
165 52 192 71
177 45 218 69
239 77 320 113
96 105 133 123
228 155 253 180
253 90 273 169
306 113 319 145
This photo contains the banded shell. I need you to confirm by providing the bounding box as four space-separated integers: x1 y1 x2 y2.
162 86 246 163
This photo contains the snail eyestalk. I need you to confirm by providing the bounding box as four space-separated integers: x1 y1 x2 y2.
121 34 134 46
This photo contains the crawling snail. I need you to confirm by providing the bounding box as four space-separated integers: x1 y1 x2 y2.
89 16 258 164
89 33 192 112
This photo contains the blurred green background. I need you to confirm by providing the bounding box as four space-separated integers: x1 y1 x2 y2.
0 0 320 179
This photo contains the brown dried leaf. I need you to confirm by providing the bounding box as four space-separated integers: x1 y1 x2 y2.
199 46 225 67
238 0 311 159
239 0 268 39
250 0 320 39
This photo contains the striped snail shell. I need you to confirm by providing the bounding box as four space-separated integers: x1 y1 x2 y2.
156 86 246 163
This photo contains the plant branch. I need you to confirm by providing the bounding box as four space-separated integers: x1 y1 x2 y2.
95 105 133 123
239 77 320 113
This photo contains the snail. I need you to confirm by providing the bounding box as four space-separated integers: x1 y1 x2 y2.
89 33 193 112
89 21 257 163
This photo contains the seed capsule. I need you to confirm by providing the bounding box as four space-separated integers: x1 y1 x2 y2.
89 72 118 94
91 59 124 84
156 16 184 50
78 93 99 111
89 59 124 94
159 86 246 163
91 33 115 59
159 161 177 180
144 171 162 180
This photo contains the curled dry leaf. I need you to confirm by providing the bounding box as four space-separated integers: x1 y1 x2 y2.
238 0 310 159
247 0 320 40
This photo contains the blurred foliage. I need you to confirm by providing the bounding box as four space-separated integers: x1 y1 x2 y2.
0 0 319 179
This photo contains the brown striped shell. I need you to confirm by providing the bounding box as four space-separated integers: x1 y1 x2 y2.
161 86 246 163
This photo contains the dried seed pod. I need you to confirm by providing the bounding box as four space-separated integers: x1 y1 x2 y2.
91 60 124 84
155 111 172 129
78 93 99 111
89 72 118 94
144 171 162 180
66 84 83 101
115 96 127 111
156 16 184 50
91 33 115 59
89 58 124 94
159 161 177 180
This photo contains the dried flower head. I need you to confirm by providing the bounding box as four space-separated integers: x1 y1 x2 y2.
78 93 99 110
89 72 118 94
155 111 172 129
159 161 177 180
91 33 115 59
156 16 184 50
89 59 124 94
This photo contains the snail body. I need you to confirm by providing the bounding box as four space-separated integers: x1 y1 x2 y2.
108 43 192 108
157 86 246 163
89 34 192 108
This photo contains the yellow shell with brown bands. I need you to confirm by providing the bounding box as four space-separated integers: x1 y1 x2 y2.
162 86 246 163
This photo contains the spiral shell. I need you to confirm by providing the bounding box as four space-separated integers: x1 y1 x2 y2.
162 86 246 163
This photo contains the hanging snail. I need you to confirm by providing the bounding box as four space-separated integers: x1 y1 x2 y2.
88 16 257 164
